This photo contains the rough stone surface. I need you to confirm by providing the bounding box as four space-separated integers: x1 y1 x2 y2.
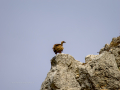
99 36 120 70
40 36 120 90
40 54 82 90
85 51 120 90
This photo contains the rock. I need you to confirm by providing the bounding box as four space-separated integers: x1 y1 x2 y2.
40 53 81 90
40 52 120 90
85 55 97 63
40 36 120 90
85 51 120 90
99 36 120 70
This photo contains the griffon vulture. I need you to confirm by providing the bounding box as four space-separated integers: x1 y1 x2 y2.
52 41 66 54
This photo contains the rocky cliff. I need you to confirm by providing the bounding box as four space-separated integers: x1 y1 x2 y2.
40 36 120 90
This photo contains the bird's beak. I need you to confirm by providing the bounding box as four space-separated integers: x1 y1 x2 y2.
64 41 66 43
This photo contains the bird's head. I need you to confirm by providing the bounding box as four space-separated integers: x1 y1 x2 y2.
61 41 66 46
61 41 66 43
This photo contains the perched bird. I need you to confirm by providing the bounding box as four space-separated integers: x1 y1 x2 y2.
52 41 66 54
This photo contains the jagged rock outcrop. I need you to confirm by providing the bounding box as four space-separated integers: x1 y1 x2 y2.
99 36 120 70
40 36 120 90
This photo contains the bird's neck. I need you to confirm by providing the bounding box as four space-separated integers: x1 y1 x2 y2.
61 42 64 46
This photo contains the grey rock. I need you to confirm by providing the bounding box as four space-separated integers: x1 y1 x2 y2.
40 53 81 90
40 36 120 90
85 51 120 90
40 52 120 90
85 55 97 63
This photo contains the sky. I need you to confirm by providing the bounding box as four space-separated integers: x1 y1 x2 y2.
0 0 120 90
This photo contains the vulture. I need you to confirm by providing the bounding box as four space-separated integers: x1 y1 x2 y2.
52 41 66 54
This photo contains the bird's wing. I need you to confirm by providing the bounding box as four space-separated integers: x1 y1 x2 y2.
53 44 64 53
53 44 61 49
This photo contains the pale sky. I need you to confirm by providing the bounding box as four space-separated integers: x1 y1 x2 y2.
0 0 120 90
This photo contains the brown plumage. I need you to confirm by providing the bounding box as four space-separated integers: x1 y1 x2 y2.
52 41 66 54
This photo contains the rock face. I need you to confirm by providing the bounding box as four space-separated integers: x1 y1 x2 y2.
40 36 120 90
